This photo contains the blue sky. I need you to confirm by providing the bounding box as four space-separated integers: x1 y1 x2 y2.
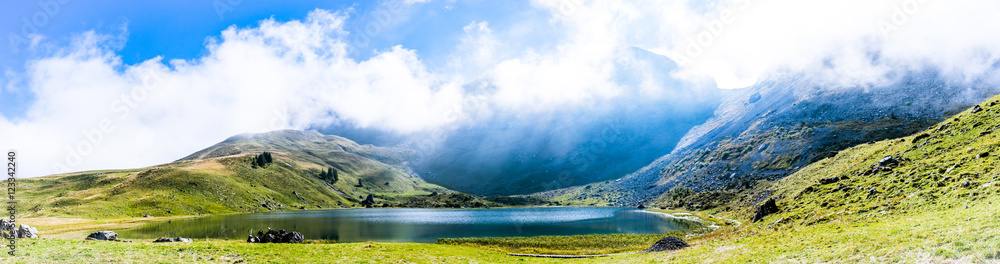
0 0 547 120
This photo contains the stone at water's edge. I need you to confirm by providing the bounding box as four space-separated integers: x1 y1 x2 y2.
86 231 119 241
246 228 304 243
646 236 690 252
153 237 193 242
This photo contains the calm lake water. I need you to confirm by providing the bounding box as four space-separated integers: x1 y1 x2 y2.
120 207 701 243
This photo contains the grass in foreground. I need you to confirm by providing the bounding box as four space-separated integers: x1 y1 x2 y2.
9 238 667 264
438 233 682 255
662 196 1000 263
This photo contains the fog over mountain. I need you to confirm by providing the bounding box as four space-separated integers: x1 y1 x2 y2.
319 48 724 195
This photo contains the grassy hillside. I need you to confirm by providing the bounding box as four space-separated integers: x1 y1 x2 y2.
650 93 1000 261
20 130 499 220
745 96 1000 224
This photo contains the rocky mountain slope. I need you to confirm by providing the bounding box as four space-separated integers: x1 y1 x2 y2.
541 71 1000 207
664 91 1000 262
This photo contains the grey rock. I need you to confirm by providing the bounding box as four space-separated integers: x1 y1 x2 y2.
86 231 118 241
818 176 845 185
247 228 304 243
153 237 192 242
645 236 690 252
751 199 779 222
18 224 38 238
878 156 900 167
361 194 376 208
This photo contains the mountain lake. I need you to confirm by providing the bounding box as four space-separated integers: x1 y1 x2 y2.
119 207 704 243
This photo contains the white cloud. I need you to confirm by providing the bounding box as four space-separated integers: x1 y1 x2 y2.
625 0 1000 88
0 10 469 177
6 0 1000 177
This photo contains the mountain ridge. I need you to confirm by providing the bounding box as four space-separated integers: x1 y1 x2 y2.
20 130 497 219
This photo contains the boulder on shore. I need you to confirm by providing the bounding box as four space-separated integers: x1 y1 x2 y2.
246 228 304 243
645 236 690 252
86 231 119 241
18 224 38 238
153 237 192 243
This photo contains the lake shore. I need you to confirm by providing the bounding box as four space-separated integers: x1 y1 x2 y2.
12 207 718 263
22 206 710 241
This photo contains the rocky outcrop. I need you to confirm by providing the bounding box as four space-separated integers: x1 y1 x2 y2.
818 175 847 185
751 199 779 222
153 237 192 242
878 156 900 167
862 156 903 175
645 236 690 252
246 228 304 243
361 194 376 208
